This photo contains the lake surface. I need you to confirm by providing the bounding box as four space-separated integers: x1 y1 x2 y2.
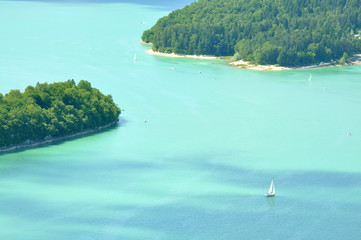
0 1 361 239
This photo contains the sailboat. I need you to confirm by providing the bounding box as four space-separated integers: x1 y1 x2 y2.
308 74 312 81
264 180 275 197
134 53 137 62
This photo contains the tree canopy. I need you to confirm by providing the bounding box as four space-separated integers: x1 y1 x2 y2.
0 80 121 147
142 0 361 66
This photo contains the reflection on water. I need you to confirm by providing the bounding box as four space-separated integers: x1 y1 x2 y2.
266 196 275 208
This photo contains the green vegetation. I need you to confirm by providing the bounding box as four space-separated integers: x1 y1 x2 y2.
142 0 361 66
0 80 121 147
339 52 349 65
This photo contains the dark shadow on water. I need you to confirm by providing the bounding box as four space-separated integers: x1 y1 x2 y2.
188 156 361 189
0 192 360 240
1 151 361 240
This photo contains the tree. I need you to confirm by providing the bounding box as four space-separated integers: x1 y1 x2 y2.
339 52 349 64
0 80 121 147
142 0 361 66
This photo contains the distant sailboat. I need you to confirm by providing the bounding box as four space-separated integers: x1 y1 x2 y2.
134 53 137 62
264 180 275 197
308 74 312 81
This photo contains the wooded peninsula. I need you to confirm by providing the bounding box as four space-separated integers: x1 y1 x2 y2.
0 80 121 150
142 0 361 67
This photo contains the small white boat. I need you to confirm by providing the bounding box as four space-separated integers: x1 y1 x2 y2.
264 179 275 197
308 74 312 81
134 53 137 62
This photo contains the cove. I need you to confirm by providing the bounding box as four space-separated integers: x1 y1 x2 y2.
0 1 360 240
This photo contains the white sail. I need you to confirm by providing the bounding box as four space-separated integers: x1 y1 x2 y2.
308 74 312 81
268 180 274 194
134 53 137 61
271 182 275 195
265 180 275 197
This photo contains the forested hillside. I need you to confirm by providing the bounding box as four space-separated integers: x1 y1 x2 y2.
142 0 361 66
0 80 121 147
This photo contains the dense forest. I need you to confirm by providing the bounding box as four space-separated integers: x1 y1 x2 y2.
142 0 361 66
0 80 121 147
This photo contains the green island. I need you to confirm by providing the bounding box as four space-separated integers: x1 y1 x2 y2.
142 0 361 67
0 80 121 151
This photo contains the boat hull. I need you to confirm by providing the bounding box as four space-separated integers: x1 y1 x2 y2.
264 193 275 197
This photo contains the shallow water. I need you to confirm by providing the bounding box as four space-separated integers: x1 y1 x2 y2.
0 1 361 239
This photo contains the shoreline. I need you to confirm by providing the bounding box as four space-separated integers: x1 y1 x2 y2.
229 60 292 71
229 54 361 71
142 42 361 70
141 43 223 60
140 41 152 46
146 49 221 60
0 121 119 153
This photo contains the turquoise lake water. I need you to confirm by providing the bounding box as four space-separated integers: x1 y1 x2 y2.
0 1 361 239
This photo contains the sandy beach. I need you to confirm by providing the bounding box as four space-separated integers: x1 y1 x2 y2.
143 41 361 71
229 60 292 71
229 54 361 71
146 49 220 60
140 41 152 45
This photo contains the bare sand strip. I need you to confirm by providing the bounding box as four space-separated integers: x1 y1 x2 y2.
146 49 220 60
142 41 361 70
229 54 361 71
229 60 292 71
140 41 152 46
